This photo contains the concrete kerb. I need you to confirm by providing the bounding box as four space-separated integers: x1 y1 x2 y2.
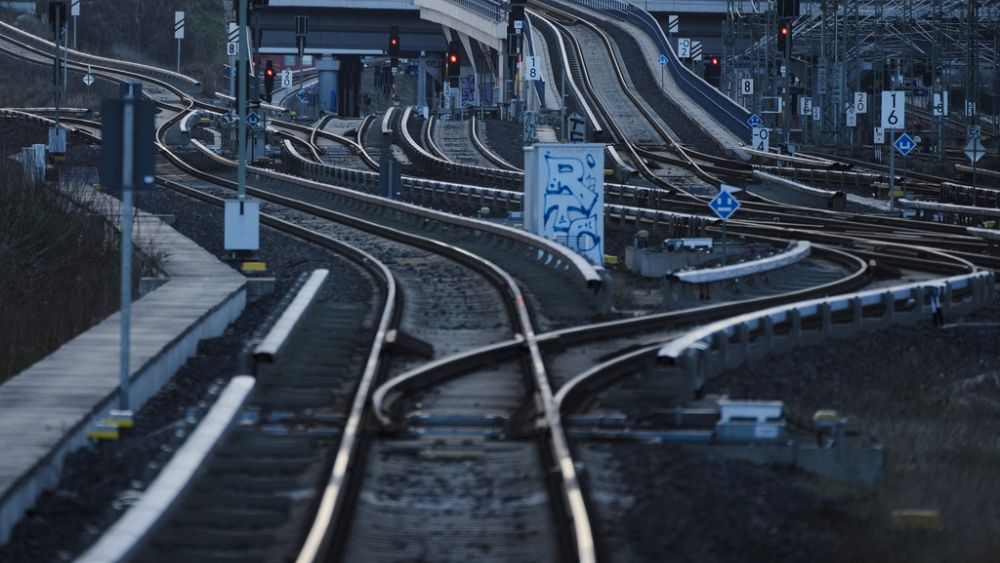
658 272 995 393
0 188 246 544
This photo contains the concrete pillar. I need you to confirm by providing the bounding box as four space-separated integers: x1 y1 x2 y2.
317 56 341 113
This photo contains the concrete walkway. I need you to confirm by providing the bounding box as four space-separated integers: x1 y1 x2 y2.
0 186 246 543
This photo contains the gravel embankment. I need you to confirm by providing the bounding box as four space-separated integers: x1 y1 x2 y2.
586 299 1000 563
482 117 525 169
0 170 372 562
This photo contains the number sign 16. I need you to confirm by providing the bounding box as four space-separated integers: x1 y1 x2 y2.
881 91 905 130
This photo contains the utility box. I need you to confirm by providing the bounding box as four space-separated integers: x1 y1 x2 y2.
224 199 260 251
523 143 604 265
715 400 786 443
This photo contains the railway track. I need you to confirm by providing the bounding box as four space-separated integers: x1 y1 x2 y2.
3 9 999 561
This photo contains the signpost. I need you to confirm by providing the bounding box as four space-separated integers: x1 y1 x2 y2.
280 69 292 89
568 112 586 142
525 56 540 81
70 0 80 50
99 83 156 413
658 54 667 92
893 132 916 156
82 72 93 87
751 127 769 152
854 92 867 114
882 91 905 211
174 11 184 73
740 78 753 96
677 38 691 59
965 132 986 188
226 0 259 252
668 15 679 34
709 187 741 265
746 113 763 128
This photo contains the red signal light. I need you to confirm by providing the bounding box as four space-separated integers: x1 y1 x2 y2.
711 56 719 65
449 54 458 64
780 26 789 35
391 38 398 46
265 68 274 77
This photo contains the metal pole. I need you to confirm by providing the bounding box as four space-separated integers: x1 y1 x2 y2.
238 0 247 200
560 67 566 142
177 38 181 74
721 220 728 266
72 15 76 50
54 8 61 130
889 127 896 211
418 51 426 110
118 85 136 410
62 20 68 96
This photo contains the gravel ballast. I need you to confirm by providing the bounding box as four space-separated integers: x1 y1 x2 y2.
585 301 1000 563
0 170 372 562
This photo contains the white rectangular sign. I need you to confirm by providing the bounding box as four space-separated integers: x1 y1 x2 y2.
846 107 857 128
227 23 238 57
799 97 812 116
881 90 904 130
739 79 753 96
524 56 540 81
751 127 770 152
281 69 292 89
932 92 949 116
174 11 185 40
854 92 867 114
71 0 80 17
523 143 605 265
874 127 885 144
668 15 679 33
812 106 820 122
677 38 691 59
966 100 976 117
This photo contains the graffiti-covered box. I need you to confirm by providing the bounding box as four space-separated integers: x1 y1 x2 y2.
523 143 604 265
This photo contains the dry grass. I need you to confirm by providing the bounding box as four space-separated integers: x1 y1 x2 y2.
0 163 143 381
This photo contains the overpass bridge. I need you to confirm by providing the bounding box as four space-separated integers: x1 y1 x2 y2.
255 0 510 116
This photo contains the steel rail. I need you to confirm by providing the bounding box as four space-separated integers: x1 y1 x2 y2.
373 241 871 425
160 113 598 563
0 20 201 92
469 112 521 171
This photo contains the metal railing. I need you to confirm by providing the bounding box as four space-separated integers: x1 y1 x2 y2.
444 0 506 22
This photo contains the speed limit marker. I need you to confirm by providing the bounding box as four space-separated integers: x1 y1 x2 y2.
525 56 540 81
881 91 905 130
740 79 753 96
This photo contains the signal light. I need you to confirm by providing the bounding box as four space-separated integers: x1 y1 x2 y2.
778 21 792 56
389 26 400 56
446 41 461 77
711 56 719 65
263 60 275 103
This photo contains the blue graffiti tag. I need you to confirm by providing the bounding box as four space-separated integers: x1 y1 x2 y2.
542 151 602 263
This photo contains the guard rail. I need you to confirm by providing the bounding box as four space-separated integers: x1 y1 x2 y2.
658 271 995 393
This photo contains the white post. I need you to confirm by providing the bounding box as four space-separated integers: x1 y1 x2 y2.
118 85 136 410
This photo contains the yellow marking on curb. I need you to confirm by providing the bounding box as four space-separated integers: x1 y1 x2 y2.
891 509 941 530
604 255 619 265
242 262 267 272
87 428 119 441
